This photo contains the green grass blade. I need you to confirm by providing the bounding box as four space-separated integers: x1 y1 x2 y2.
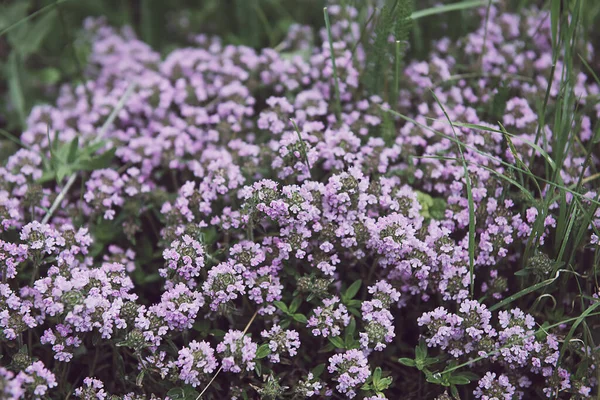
382 106 600 209
411 0 495 20
0 0 70 38
393 40 401 105
444 120 557 172
430 91 476 298
489 270 569 312
323 7 342 120
7 52 26 128
556 301 600 367
442 310 600 376
550 0 560 50
412 154 535 203
0 128 34 152
290 118 312 177
579 54 600 85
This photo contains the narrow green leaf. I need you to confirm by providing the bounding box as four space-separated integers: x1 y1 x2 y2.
323 7 342 120
8 8 56 57
292 313 307 324
289 296 302 313
311 363 326 378
345 317 356 342
398 358 416 367
0 0 70 38
273 301 289 313
411 0 494 20
431 91 476 298
136 370 145 387
0 128 33 151
448 121 556 172
373 367 382 382
557 301 600 366
7 52 26 128
489 270 567 312
67 137 80 164
328 336 345 349
77 148 116 171
550 0 560 49
344 279 362 300
415 342 427 360
255 343 271 359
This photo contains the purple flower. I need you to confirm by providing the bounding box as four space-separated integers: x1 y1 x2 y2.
202 261 246 311
216 330 258 373
75 377 107 399
161 234 205 288
307 296 350 337
260 324 300 363
175 340 218 386
328 349 371 398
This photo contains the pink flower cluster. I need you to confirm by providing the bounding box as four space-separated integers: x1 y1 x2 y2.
0 1 599 399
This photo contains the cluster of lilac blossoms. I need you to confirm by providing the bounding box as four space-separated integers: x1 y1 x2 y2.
0 0 599 398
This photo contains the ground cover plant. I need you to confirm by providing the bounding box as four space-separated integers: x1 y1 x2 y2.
1 0 600 398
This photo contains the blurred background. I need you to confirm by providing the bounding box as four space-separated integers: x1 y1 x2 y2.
1 0 599 139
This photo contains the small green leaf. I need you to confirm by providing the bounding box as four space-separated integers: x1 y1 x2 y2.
426 373 443 385
255 343 271 359
454 371 479 381
328 336 345 349
347 307 362 318
346 299 362 308
514 269 531 277
7 52 26 128
56 165 71 183
166 386 200 400
344 279 362 301
136 370 145 387
450 385 459 399
274 301 289 313
376 376 393 391
289 296 302 313
450 376 470 385
415 342 427 361
293 313 307 324
398 358 416 367
373 367 382 382
77 148 116 171
311 363 326 378
67 136 80 164
255 360 262 377
423 357 440 367
345 317 356 339
37 67 61 85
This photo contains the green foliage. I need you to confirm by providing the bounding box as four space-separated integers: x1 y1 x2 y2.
416 191 447 220
365 0 414 99
273 298 308 327
39 133 115 184
166 385 200 400
361 367 393 395
398 341 440 372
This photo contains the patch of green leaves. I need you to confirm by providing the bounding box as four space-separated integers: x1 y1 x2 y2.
361 367 393 395
274 297 307 327
398 342 440 372
167 385 200 400
255 343 272 360
341 279 362 317
39 132 115 184
416 191 447 220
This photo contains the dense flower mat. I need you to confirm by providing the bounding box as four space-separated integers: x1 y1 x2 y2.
1 2 600 399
